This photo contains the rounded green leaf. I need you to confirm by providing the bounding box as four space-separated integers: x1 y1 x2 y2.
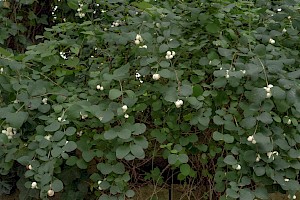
116 145 130 159
52 179 63 192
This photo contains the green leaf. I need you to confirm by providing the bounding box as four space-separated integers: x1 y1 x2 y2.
254 187 268 199
254 166 265 176
253 133 270 144
65 127 76 136
132 123 146 135
178 154 189 163
5 112 28 128
82 151 95 162
116 145 130 159
112 162 125 174
130 144 144 158
206 23 220 33
62 141 77 152
240 117 256 129
223 155 237 165
239 189 255 200
213 116 224 125
218 48 233 57
159 44 169 53
52 179 64 192
180 163 191 176
51 146 63 157
180 85 193 96
97 163 112 175
253 44 266 56
66 156 77 166
76 159 88 169
257 112 273 124
118 129 131 140
168 154 178 165
125 190 135 198
44 121 60 132
109 89 122 100
271 86 286 100
104 130 117 140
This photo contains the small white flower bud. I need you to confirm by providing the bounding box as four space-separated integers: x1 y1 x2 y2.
47 189 55 197
28 165 32 170
124 114 129 118
287 119 292 125
293 195 296 199
225 74 230 78
284 178 290 182
152 73 161 80
277 8 282 12
58 117 62 122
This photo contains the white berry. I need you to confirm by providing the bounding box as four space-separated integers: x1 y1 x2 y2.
134 40 140 45
47 189 55 197
175 100 183 108
152 73 160 80
31 182 37 189
235 164 241 170
124 114 129 118
122 105 128 112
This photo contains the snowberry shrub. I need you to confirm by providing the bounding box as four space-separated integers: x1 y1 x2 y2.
1 0 300 199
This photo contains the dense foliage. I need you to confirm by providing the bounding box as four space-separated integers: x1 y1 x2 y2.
1 0 300 199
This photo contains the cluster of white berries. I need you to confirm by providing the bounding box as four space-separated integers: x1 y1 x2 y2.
247 135 257 144
42 98 48 105
31 181 38 189
59 52 67 60
52 5 58 20
175 99 184 108
152 73 160 80
48 189 55 197
98 180 103 190
96 84 104 91
122 105 129 119
111 20 121 27
135 72 143 83
282 28 287 33
80 112 88 120
267 151 279 160
58 117 66 122
256 154 261 162
139 45 148 49
77 3 85 18
165 51 175 60
264 84 273 98
225 70 230 78
44 135 52 141
235 164 241 170
2 127 17 139
269 38 275 44
77 131 83 137
134 34 143 45
288 194 297 199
